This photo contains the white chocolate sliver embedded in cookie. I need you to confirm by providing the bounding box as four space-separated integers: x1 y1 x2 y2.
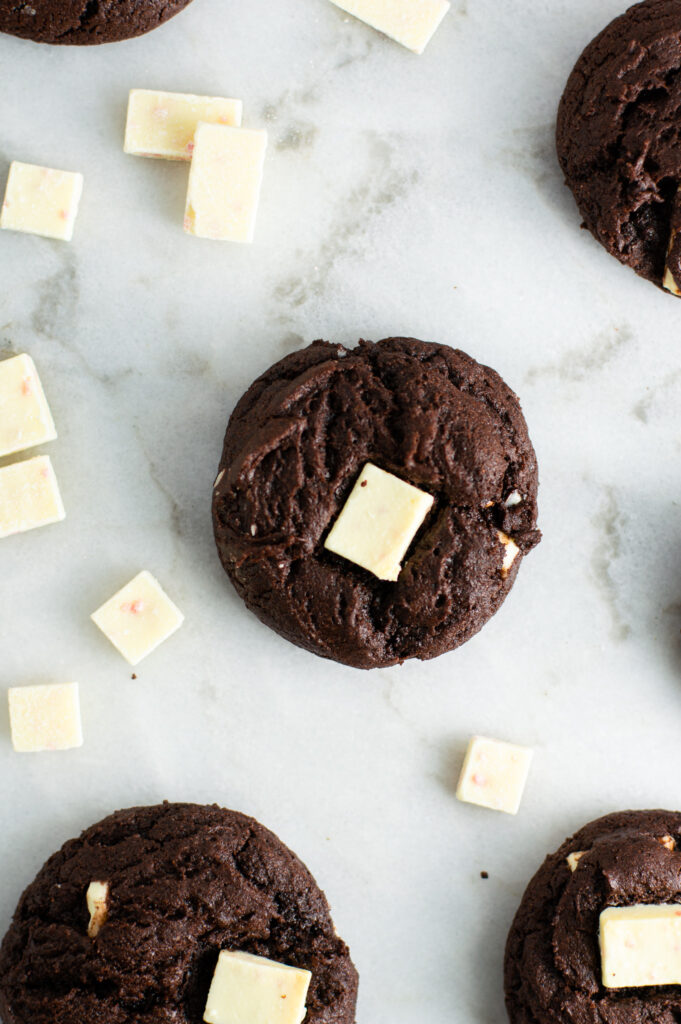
91 570 184 666
124 89 243 161
87 881 110 938
8 683 82 752
600 905 681 988
498 531 520 577
663 266 681 296
324 462 433 582
567 851 585 872
1 162 83 241
0 456 65 539
328 0 450 53
456 735 533 815
184 124 267 243
0 354 57 458
204 951 311 1024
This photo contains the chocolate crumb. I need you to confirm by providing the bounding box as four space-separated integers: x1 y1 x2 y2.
131 674 137 680
481 871 489 879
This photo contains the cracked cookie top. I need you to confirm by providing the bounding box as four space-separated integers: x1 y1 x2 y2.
213 337 540 670
0 0 196 45
0 802 358 1024
557 0 681 288
505 810 681 1024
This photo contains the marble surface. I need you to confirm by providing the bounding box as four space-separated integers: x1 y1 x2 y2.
1 1 681 1021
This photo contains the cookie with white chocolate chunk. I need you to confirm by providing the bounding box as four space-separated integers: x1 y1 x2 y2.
505 810 681 1024
557 0 681 291
0 802 358 1024
213 337 540 669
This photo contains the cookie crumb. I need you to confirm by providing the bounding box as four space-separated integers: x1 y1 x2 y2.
480 870 489 879
131 673 137 680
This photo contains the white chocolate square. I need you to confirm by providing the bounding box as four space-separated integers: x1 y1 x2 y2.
328 0 450 53
600 905 681 988
324 462 433 582
456 735 533 815
91 570 184 665
1 162 83 241
8 682 83 752
203 951 311 1024
124 89 243 161
184 124 268 243
0 354 57 458
0 456 65 539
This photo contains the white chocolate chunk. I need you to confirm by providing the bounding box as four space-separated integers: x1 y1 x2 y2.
0 354 57 458
1 162 83 241
324 462 434 582
328 0 450 53
124 89 243 161
91 570 184 665
204 951 311 1024
600 904 681 988
567 851 585 872
659 835 676 851
8 682 82 753
87 881 110 938
504 490 522 508
498 531 520 577
0 455 65 539
456 735 533 815
184 124 268 243
663 266 681 297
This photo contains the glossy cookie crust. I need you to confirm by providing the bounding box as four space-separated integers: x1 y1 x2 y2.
213 337 540 670
0 802 358 1024
505 810 681 1024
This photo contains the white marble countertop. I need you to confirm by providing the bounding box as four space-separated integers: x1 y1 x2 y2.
1 1 681 1021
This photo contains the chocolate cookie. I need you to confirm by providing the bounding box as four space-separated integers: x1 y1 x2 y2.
212 338 540 670
0 802 358 1024
505 809 681 1024
0 0 195 45
557 0 681 291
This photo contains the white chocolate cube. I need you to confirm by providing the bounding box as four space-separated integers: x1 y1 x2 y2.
0 354 57 458
124 89 243 161
456 735 533 815
203 951 311 1024
86 881 110 938
91 570 184 665
324 462 433 582
600 905 681 988
1 162 83 241
0 455 65 539
8 682 83 753
328 0 450 53
184 124 268 243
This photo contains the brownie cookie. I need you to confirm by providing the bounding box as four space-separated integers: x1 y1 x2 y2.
212 338 540 670
0 802 358 1024
505 809 681 1024
0 0 195 45
557 0 681 291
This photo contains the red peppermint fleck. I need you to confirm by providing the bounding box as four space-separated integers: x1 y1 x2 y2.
21 377 32 396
